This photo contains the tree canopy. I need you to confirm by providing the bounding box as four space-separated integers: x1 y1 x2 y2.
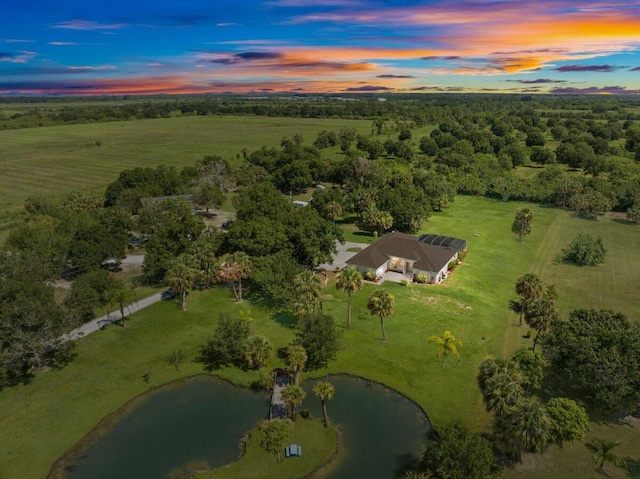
544 309 640 412
421 424 496 479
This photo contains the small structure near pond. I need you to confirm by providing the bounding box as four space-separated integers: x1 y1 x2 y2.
286 444 302 457
269 370 289 419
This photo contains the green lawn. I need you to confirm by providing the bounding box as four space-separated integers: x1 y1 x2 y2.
0 115 371 231
530 212 639 318
0 196 637 479
199 418 338 479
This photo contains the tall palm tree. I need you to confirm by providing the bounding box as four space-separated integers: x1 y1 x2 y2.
286 344 307 385
503 397 551 461
586 438 626 472
336 267 363 329
524 298 559 351
291 270 322 318
326 201 342 226
281 384 306 421
107 282 137 328
312 381 335 428
428 330 463 368
367 290 395 342
512 208 533 242
228 251 252 301
217 252 252 302
515 273 544 326
165 256 198 310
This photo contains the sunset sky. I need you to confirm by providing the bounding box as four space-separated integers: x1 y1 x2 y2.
1 0 639 95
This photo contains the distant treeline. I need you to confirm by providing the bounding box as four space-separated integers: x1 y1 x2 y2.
2 94 640 129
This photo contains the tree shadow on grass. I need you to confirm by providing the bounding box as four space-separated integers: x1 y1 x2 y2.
352 231 374 239
273 311 297 329
612 218 637 226
625 457 640 479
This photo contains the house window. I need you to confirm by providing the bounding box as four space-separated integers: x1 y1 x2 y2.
389 257 405 272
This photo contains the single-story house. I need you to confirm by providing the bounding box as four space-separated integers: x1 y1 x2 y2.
345 231 467 283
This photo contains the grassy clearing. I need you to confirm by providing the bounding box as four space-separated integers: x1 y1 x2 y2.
0 115 370 230
503 419 640 479
199 418 338 479
0 197 637 479
530 211 639 318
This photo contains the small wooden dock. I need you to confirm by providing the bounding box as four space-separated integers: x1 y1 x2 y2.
269 370 289 419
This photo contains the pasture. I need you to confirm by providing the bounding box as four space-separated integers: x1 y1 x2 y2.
0 115 371 232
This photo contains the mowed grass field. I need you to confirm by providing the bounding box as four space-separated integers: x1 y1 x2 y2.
0 197 638 479
0 115 371 230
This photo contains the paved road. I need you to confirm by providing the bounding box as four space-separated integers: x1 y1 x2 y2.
63 253 160 342
317 240 369 271
63 292 164 342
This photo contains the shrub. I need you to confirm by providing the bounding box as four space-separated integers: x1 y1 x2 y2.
166 349 185 371
400 279 410 286
562 233 606 266
416 273 428 284
299 410 311 419
252 369 275 391
197 313 251 370
364 271 377 281
448 260 457 270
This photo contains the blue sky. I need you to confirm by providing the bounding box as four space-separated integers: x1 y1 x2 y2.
1 0 639 95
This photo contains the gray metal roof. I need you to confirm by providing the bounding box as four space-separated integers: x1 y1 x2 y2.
417 233 467 252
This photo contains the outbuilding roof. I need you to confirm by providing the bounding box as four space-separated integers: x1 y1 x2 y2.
346 231 457 273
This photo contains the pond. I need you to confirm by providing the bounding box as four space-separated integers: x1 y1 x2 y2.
62 377 270 479
61 375 430 479
302 376 430 479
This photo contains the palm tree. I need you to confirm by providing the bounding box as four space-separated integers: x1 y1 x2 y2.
312 381 335 428
228 251 252 301
586 438 626 472
428 330 463 368
107 282 137 328
483 371 524 417
165 257 198 310
515 273 544 326
367 290 395 342
524 298 559 351
245 336 273 370
217 252 252 302
335 267 363 329
217 261 242 301
281 384 306 421
512 208 533 242
191 238 219 289
478 357 521 392
326 201 342 226
503 397 551 461
285 344 307 385
291 270 322 318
